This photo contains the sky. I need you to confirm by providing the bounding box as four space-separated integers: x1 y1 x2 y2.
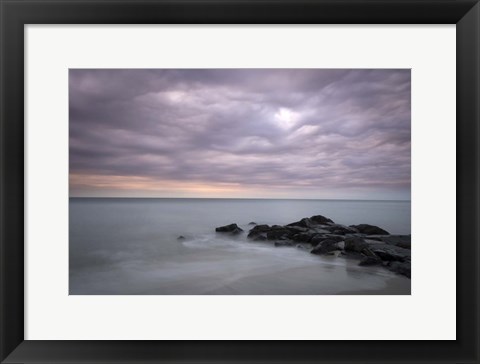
69 69 411 200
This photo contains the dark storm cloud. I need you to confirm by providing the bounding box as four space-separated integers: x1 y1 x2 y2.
69 69 410 199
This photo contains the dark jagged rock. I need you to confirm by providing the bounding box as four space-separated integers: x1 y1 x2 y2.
287 215 334 229
291 232 315 243
177 235 185 240
359 256 382 266
350 224 390 235
361 247 378 258
310 234 345 247
344 237 369 252
311 227 332 234
359 243 411 277
284 227 309 236
368 243 410 262
310 239 340 255
310 234 328 247
247 224 296 241
215 223 243 235
388 261 411 278
310 214 335 225
367 235 411 249
364 236 383 243
395 241 411 250
248 222 257 225
324 224 358 235
266 226 292 240
396 241 411 250
249 224 270 233
217 213 410 279
321 234 345 243
247 224 270 240
286 217 316 229
274 241 294 247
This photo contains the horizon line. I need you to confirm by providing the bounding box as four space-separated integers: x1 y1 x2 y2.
69 196 411 202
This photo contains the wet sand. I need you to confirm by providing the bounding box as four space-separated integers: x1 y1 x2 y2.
337 277 411 295
202 255 411 295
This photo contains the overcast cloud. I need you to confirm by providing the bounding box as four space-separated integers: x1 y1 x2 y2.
69 69 410 200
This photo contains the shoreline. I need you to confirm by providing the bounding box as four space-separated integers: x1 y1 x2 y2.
202 263 410 295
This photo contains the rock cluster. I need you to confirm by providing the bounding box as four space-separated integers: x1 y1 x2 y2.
215 214 411 278
215 223 244 235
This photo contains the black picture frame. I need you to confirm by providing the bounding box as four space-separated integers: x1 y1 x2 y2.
1 0 479 363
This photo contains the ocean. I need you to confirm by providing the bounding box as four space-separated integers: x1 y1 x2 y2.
69 198 411 295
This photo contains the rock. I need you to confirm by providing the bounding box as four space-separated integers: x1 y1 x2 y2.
274 241 294 247
310 239 340 255
310 234 344 247
364 238 386 245
361 247 378 257
323 234 345 243
311 227 332 234
287 215 335 229
249 224 271 231
291 232 315 243
388 261 411 278
350 224 390 235
368 243 411 262
396 241 411 250
359 256 382 266
285 225 309 234
266 227 292 240
346 233 369 238
325 224 358 235
177 235 185 240
310 214 334 225
247 224 271 240
247 224 294 241
365 236 383 242
215 214 410 277
367 235 411 249
215 223 243 235
358 247 382 265
310 234 328 247
344 237 369 252
286 217 316 229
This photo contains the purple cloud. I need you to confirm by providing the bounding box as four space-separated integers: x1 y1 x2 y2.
69 69 410 200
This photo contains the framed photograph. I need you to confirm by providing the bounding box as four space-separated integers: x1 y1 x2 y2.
68 67 412 296
1 0 478 363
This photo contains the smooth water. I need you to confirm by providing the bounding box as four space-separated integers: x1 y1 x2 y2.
69 198 411 295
